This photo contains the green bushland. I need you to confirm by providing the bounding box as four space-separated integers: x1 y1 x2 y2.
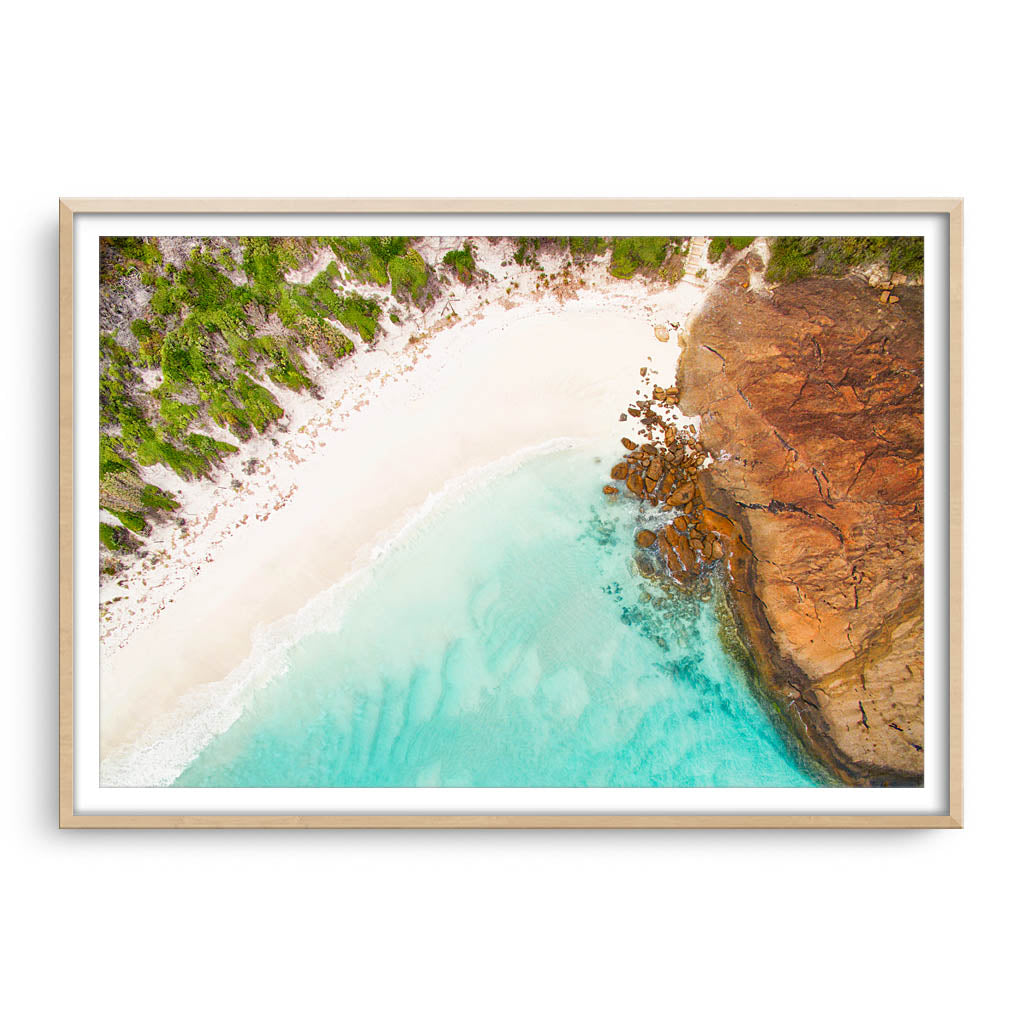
235 375 284 433
766 236 925 283
442 243 476 284
130 318 163 366
140 484 179 511
708 237 755 263
98 232 716 568
159 397 200 437
108 507 148 534
569 237 608 261
327 236 407 287
100 237 163 285
96 235 488 566
99 436 133 478
323 237 432 307
512 239 538 267
608 237 673 279
387 247 430 304
99 523 123 552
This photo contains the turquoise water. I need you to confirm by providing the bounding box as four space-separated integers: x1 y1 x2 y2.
174 445 823 788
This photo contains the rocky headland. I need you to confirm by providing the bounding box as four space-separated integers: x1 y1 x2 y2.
613 254 924 786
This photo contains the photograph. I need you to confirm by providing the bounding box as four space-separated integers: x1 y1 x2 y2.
90 229 927 795
13 2 1020 1017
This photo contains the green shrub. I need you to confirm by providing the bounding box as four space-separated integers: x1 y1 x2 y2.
136 437 202 477
178 252 235 310
130 318 163 365
241 236 284 306
569 237 607 260
100 333 130 365
765 237 822 283
765 236 925 283
328 237 409 287
151 276 187 318
881 237 924 277
186 432 238 463
99 523 121 551
109 508 148 534
708 237 755 262
208 389 253 440
263 342 311 391
140 484 179 511
159 336 218 396
608 237 671 279
236 375 284 433
291 269 380 344
100 436 134 478
388 247 429 304
512 238 538 266
107 237 163 267
159 397 199 437
442 243 476 284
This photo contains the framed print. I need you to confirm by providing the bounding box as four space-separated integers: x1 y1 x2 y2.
59 198 962 828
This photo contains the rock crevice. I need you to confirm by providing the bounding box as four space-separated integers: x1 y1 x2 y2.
678 270 924 784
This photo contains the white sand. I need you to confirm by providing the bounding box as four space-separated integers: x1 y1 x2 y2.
99 239 727 785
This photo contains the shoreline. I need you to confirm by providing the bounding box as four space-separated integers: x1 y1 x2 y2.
100 436 584 787
100 251 724 784
700 473 921 787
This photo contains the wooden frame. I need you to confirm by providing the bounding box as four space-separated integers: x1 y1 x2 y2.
59 198 963 829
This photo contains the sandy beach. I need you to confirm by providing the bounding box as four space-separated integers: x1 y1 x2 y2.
99 240 726 785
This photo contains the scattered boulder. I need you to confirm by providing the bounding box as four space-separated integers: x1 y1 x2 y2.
603 485 619 495
635 529 657 548
610 463 629 480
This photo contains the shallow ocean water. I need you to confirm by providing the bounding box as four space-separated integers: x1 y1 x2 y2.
174 444 823 788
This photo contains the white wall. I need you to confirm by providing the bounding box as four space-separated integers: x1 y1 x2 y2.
3 2 1016 1020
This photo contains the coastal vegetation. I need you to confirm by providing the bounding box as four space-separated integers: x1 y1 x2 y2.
442 242 477 284
707 237 755 262
608 237 685 279
502 236 688 280
98 235 410 554
100 232 918 571
765 236 924 283
95 232 716 567
325 236 433 305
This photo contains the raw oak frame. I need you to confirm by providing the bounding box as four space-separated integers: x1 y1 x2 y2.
58 197 964 829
